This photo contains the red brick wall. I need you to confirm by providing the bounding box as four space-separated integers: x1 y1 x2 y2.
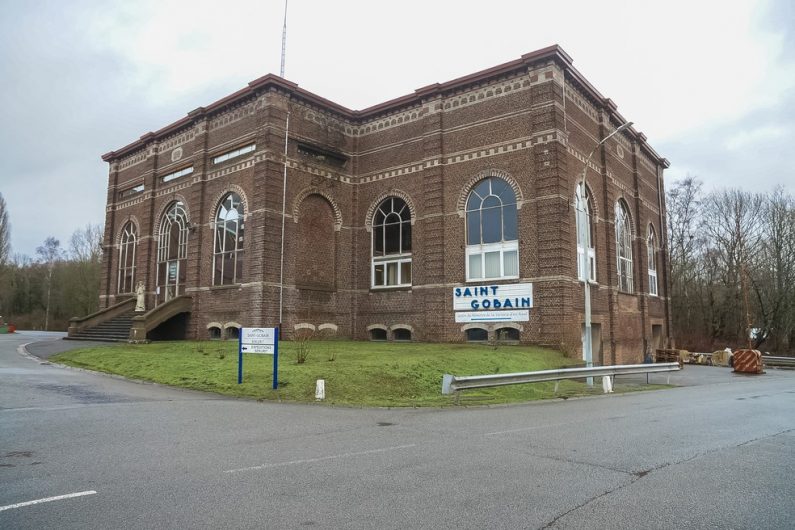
98 53 672 363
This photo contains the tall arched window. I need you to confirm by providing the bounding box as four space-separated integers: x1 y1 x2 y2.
117 222 137 293
213 193 245 285
615 200 633 293
465 177 518 280
575 183 596 282
647 225 658 296
372 197 411 287
156 201 189 303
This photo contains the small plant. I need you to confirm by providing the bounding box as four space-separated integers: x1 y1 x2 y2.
295 328 313 364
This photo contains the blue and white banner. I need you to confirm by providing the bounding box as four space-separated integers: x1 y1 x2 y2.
455 310 529 323
453 283 533 311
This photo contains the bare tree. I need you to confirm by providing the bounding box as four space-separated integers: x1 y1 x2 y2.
701 189 764 344
666 176 706 343
70 224 103 263
36 237 64 331
0 193 10 266
751 188 795 350
65 224 104 316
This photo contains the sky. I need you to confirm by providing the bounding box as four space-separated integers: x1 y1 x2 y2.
0 0 792 257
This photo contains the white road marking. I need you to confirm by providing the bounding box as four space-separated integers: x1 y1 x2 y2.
0 490 97 512
224 444 417 473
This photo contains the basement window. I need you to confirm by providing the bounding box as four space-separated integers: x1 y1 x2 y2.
213 144 256 164
161 166 194 183
393 328 412 341
369 328 387 341
208 326 222 340
495 327 520 342
465 328 488 342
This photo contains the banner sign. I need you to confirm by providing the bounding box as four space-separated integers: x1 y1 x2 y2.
238 327 279 389
453 283 533 311
455 310 529 323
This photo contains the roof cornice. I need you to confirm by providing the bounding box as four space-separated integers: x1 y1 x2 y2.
102 45 667 167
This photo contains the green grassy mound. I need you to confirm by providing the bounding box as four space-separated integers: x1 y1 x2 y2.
53 340 656 406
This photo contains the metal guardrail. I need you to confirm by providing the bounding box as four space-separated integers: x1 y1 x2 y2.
441 362 681 395
761 356 795 368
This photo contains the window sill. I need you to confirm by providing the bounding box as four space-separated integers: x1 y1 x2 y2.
465 276 519 283
209 284 241 291
370 286 412 293
578 279 599 286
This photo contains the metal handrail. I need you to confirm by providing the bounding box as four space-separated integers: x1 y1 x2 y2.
442 362 681 394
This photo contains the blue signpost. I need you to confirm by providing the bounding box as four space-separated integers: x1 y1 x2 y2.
238 327 279 389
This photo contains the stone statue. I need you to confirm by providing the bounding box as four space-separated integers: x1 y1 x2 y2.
135 281 146 312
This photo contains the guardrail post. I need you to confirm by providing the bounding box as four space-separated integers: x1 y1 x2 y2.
442 374 454 395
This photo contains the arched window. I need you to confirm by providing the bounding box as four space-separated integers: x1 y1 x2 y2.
575 184 596 282
465 177 518 280
117 222 137 294
156 201 189 303
615 201 633 293
213 193 245 285
372 197 411 287
647 225 658 296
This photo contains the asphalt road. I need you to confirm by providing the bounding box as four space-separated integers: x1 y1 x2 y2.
1 331 793 529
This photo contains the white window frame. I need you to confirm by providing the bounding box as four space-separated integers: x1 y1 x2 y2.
615 201 634 293
466 240 519 281
465 177 520 281
371 255 412 288
161 166 194 184
117 222 137 294
213 144 256 165
156 201 190 303
212 193 245 286
647 226 658 297
575 184 596 283
371 197 412 289
119 184 144 198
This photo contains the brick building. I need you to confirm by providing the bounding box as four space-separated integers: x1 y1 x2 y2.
90 45 671 364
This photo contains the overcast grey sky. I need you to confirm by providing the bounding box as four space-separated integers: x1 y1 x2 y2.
1 0 792 257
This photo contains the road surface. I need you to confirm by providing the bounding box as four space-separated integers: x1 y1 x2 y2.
1 331 793 528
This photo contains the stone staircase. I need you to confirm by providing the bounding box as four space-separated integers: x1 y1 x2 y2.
66 310 135 342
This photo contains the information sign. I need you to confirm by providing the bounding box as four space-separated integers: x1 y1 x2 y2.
238 327 279 388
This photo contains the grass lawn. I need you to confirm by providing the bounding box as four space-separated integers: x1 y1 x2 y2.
52 340 662 407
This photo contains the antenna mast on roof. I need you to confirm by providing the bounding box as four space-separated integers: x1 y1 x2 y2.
280 0 288 77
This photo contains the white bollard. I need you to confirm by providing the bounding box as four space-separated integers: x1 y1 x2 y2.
602 375 613 394
315 379 325 401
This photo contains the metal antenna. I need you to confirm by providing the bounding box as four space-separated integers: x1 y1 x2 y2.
280 0 288 77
